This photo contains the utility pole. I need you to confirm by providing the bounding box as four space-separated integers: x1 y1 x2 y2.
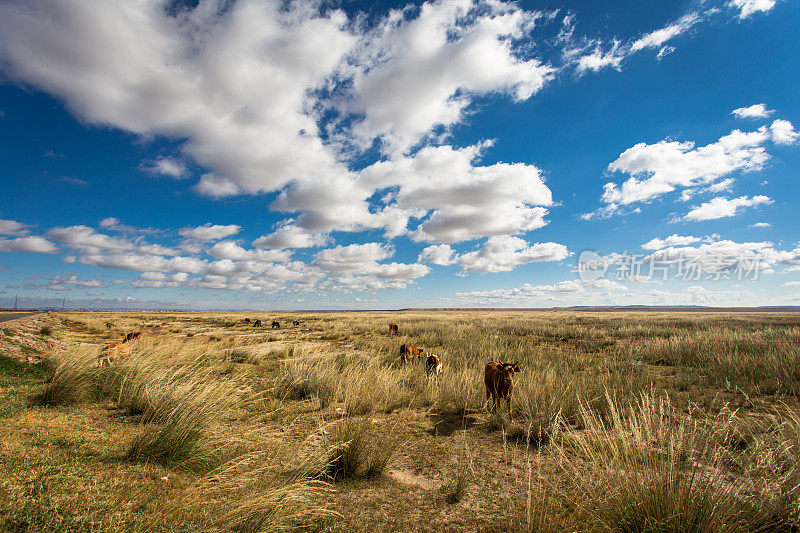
61 298 66 311
13 294 19 311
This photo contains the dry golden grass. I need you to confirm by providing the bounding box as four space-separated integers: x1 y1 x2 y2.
0 310 799 531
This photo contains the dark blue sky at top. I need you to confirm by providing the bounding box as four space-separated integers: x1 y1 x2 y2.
0 0 798 309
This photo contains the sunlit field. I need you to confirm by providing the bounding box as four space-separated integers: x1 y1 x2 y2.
2 310 799 531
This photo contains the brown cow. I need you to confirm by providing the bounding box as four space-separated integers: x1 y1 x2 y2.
389 324 399 335
98 332 140 366
97 342 131 367
425 353 443 379
484 361 521 417
253 319 262 327
400 343 424 364
243 317 251 324
272 321 280 329
293 320 300 326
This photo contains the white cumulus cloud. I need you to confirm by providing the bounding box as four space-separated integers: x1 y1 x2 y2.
642 234 702 250
453 235 569 274
343 0 553 153
0 219 29 237
728 0 777 19
599 121 795 208
684 195 772 221
178 224 241 242
0 236 58 254
731 103 774 119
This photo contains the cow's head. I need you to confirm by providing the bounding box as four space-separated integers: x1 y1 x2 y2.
417 349 425 359
498 362 520 385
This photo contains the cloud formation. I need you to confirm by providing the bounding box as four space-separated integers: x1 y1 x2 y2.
732 103 774 119
143 157 187 178
0 236 58 254
728 0 777 19
452 236 568 274
642 234 702 250
0 219 29 237
599 120 797 208
341 0 554 153
178 224 241 242
683 195 772 221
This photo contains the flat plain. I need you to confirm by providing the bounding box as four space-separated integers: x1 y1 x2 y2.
1 310 799 532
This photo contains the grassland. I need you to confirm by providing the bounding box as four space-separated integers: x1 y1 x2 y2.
1 310 799 531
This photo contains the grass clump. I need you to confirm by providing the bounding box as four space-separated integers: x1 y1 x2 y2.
182 448 331 532
443 450 473 504
39 326 53 336
124 372 233 472
324 418 398 481
276 359 336 408
555 393 781 532
30 352 96 406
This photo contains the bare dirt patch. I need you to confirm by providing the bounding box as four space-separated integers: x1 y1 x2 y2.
0 313 62 364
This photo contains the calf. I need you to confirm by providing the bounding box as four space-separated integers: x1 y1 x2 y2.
425 353 443 379
253 319 262 327
98 331 140 366
484 361 521 417
389 323 399 335
272 321 280 329
98 342 130 366
400 343 424 364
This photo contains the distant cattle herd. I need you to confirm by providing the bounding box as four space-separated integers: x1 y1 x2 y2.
241 318 303 329
96 319 520 417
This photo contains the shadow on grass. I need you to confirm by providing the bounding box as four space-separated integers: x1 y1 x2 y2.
428 411 477 437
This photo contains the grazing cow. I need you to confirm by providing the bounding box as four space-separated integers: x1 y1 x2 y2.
98 331 140 366
400 343 424 364
105 321 115 329
484 361 521 417
293 320 300 326
425 354 443 379
272 321 280 329
253 319 262 327
243 318 251 324
98 342 131 366
389 324 399 335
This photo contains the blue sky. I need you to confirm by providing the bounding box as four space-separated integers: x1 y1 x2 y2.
0 0 798 310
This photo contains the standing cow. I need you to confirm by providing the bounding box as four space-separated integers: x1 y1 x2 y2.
425 354 443 380
484 361 521 417
389 324 399 335
243 318 251 324
253 319 262 327
400 343 424 364
272 321 280 329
